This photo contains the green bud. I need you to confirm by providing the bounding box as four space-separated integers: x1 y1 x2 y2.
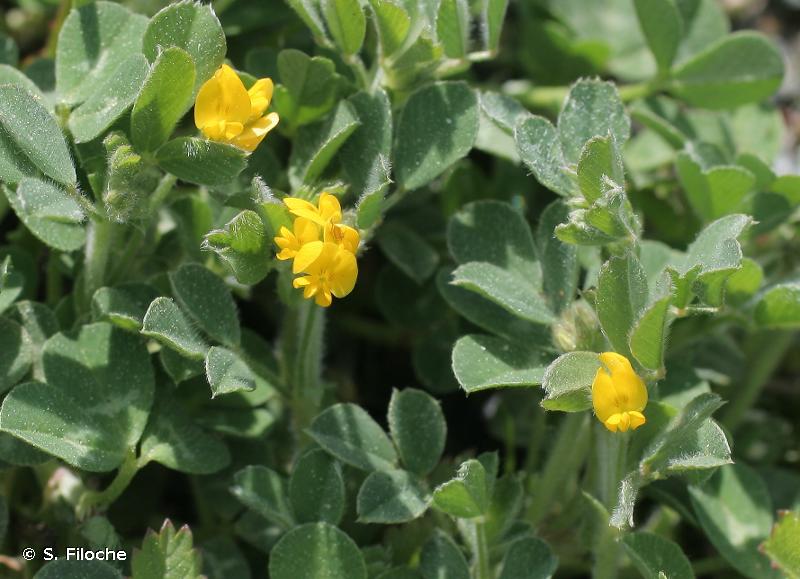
551 300 605 353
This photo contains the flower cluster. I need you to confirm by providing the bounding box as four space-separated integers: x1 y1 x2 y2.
591 352 648 433
194 64 279 152
274 193 360 307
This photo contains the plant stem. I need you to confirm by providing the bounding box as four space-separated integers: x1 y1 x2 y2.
528 413 589 525
722 329 794 430
148 174 178 215
83 217 114 309
591 426 629 579
77 449 139 518
474 520 492 579
287 300 326 445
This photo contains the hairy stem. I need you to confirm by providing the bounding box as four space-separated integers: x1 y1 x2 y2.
82 217 114 309
528 413 589 525
591 426 629 579
474 520 492 579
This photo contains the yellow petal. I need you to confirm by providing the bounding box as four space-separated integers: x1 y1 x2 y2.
330 249 358 298
628 411 646 430
247 78 274 120
599 352 635 375
325 224 360 253
591 367 618 422
294 217 320 245
315 291 333 307
293 276 311 288
318 192 342 223
194 64 251 131
292 241 326 274
232 112 280 152
284 197 322 222
615 369 648 413
604 413 621 433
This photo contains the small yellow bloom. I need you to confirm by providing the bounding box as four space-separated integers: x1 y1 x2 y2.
284 192 343 227
292 242 358 307
592 352 648 433
274 218 319 261
194 64 279 152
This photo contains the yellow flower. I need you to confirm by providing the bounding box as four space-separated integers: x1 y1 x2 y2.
274 218 319 261
284 192 343 227
592 352 648 433
194 64 279 152
291 242 358 307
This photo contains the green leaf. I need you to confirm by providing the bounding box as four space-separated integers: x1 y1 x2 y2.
92 283 160 331
498 537 558 579
156 137 247 188
323 0 366 55
641 393 730 477
437 0 470 58
387 388 446 476
629 292 672 372
596 253 648 360
55 1 147 105
131 47 196 153
369 0 411 57
633 0 682 72
395 81 479 190
4 178 85 252
232 465 295 528
0 318 32 395
541 351 600 412
762 510 800 578
577 135 625 204
689 464 780 579
205 346 256 397
269 523 367 579
452 334 547 393
203 210 271 286
671 32 784 109
450 262 555 324
537 201 578 314
433 459 489 518
482 0 509 52
357 468 430 523
170 263 240 347
515 116 575 197
273 50 343 130
35 561 122 579
341 89 393 201
131 519 203 579
622 532 695 579
680 213 751 276
8 301 58 382
676 154 755 221
289 449 345 525
448 201 539 278
437 269 548 343
68 54 148 144
0 323 154 472
755 284 800 329
0 431 50 467
419 532 470 579
0 85 76 186
377 222 439 284
0 64 45 102
139 391 230 474
308 403 398 471
143 0 225 91
141 297 209 360
285 0 327 39
558 79 630 164
288 100 360 188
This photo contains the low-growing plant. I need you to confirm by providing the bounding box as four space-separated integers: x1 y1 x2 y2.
0 0 798 578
